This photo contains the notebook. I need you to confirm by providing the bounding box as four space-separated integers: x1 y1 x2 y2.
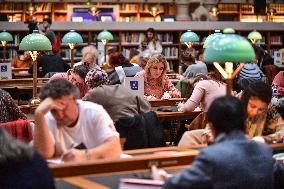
124 77 144 97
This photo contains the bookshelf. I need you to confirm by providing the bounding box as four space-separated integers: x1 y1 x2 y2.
1 21 283 72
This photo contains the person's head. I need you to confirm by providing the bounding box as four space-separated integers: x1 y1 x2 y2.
196 49 204 61
241 81 272 118
253 45 265 61
181 50 195 65
145 54 167 79
85 68 110 89
208 96 246 136
129 48 140 60
81 45 99 66
146 28 156 41
67 64 89 87
109 53 129 68
0 128 34 168
42 17 52 31
39 79 80 127
107 46 118 56
191 74 208 87
139 50 151 69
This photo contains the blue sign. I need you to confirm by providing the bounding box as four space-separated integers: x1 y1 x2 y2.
130 81 138 90
1 65 7 72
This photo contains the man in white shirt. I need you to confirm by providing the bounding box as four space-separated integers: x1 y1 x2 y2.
33 79 122 162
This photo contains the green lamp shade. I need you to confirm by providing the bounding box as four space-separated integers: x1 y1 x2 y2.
203 31 222 48
62 30 83 44
0 31 13 42
97 30 114 41
204 34 255 62
19 30 52 51
180 30 199 43
223 28 235 34
248 30 262 40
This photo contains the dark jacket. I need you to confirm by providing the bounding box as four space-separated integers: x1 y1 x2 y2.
29 53 70 77
0 151 55 189
165 130 283 189
115 111 166 150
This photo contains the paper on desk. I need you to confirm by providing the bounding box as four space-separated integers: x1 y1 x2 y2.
47 159 64 164
120 154 133 158
119 178 164 189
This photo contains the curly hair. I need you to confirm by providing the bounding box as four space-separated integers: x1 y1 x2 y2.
81 45 99 60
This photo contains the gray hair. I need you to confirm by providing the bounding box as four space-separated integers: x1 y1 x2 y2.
82 45 99 60
0 128 34 168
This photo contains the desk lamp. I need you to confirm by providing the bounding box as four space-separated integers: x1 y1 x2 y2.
62 30 83 68
204 32 255 95
97 30 113 65
223 27 235 34
19 30 52 104
0 31 13 61
248 30 262 44
180 30 199 49
203 30 221 49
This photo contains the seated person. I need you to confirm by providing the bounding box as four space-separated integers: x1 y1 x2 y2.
33 79 122 161
50 64 89 98
107 53 142 85
74 45 101 70
135 54 181 100
0 128 55 189
179 50 208 79
179 81 282 146
83 84 151 123
11 51 33 68
163 96 284 189
0 89 27 123
85 68 111 89
178 74 226 112
28 32 70 77
272 71 284 95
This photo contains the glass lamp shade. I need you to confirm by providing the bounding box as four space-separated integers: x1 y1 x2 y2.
0 31 13 43
204 34 256 63
62 30 83 44
203 30 222 48
180 30 199 43
248 30 262 40
97 30 114 41
223 28 235 34
19 30 52 51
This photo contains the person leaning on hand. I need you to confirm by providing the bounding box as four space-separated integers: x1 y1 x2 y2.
33 79 122 162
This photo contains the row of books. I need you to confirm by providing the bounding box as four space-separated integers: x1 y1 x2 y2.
163 47 178 59
270 35 283 45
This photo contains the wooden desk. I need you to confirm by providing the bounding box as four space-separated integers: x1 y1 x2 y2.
50 147 199 178
156 111 201 119
19 105 37 114
12 68 32 78
0 78 49 89
149 98 186 107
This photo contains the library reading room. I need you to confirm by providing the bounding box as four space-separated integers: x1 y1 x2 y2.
0 0 284 188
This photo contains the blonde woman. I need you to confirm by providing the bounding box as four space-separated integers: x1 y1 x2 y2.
74 45 101 70
135 54 181 100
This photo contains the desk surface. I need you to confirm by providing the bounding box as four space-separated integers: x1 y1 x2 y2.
148 98 186 107
50 147 199 178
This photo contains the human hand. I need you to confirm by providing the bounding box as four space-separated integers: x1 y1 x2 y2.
35 97 65 116
177 102 184 112
151 165 172 181
161 92 171 100
61 149 86 162
145 95 157 100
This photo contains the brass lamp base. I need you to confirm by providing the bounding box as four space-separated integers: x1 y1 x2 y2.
30 98 41 105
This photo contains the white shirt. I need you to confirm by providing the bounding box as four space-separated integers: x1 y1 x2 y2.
45 100 119 156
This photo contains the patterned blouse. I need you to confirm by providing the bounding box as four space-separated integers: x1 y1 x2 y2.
246 105 280 138
0 89 27 123
135 70 181 99
50 71 89 98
